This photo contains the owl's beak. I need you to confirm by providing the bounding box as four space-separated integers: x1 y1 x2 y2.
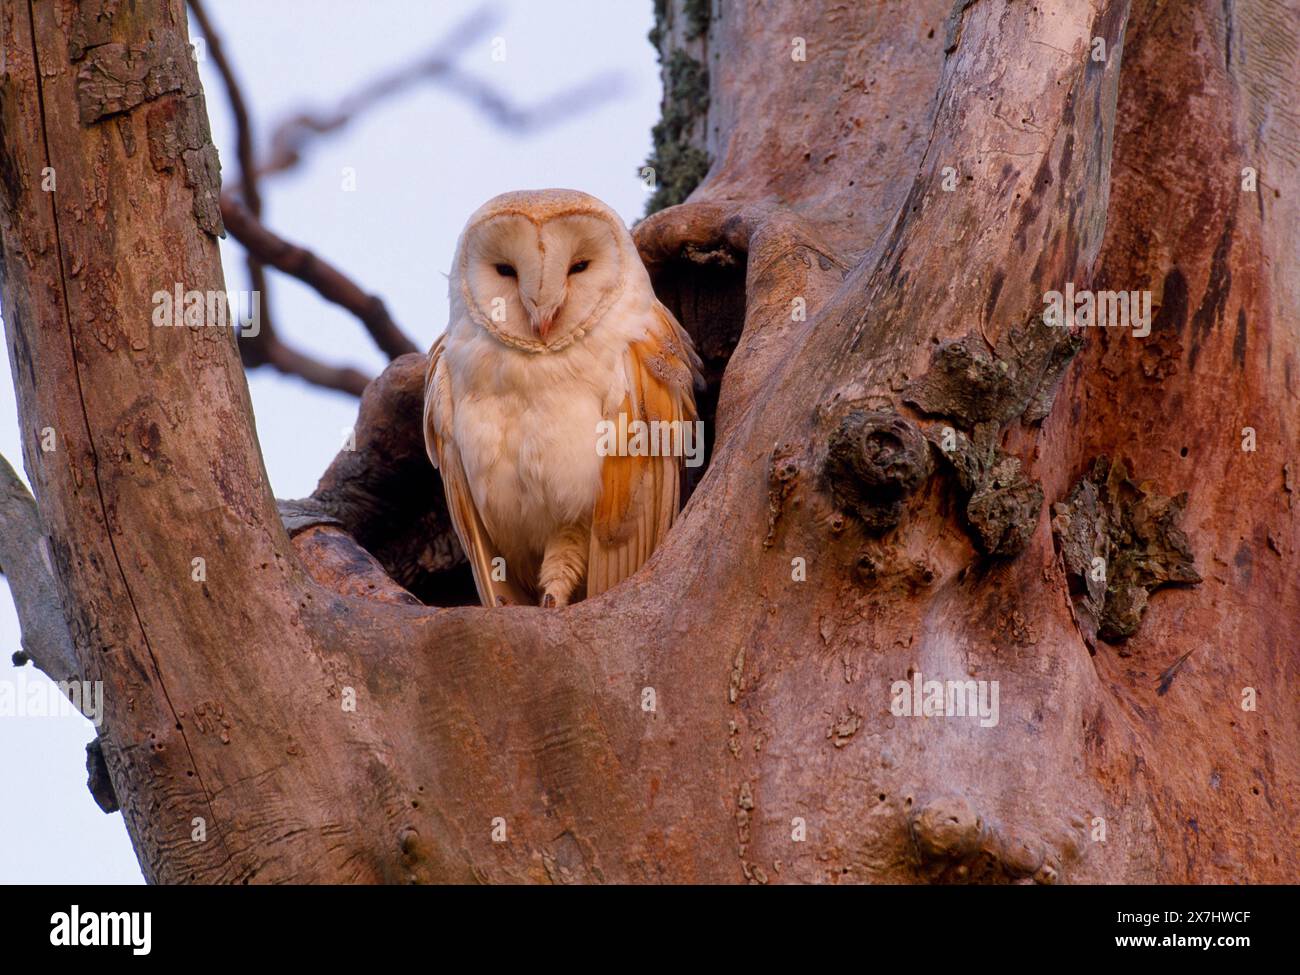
523 294 560 342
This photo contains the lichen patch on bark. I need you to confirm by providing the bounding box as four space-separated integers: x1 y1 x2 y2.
645 1 712 215
925 423 1042 557
904 318 1083 427
1051 456 1201 645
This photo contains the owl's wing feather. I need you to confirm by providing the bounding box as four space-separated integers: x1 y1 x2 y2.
424 336 530 607
588 301 701 598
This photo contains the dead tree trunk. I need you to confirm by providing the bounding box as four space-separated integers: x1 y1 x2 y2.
0 0 1295 883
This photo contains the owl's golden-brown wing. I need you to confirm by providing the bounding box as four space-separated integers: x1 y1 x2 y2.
423 336 530 607
587 301 701 598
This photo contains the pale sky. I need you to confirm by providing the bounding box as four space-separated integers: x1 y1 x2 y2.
0 0 660 884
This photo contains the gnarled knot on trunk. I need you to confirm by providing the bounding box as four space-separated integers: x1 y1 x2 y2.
823 409 933 534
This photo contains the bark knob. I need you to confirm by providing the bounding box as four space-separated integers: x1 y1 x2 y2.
911 795 984 861
824 409 933 533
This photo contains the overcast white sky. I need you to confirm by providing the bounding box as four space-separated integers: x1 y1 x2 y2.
0 0 660 884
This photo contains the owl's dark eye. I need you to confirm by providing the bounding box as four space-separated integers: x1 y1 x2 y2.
568 260 590 275
494 263 516 278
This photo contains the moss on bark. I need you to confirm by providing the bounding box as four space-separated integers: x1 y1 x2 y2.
644 3 711 215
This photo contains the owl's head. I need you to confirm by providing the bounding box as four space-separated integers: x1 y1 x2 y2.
453 189 634 351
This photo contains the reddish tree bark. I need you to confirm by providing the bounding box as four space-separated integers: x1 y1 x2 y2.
0 0 1295 883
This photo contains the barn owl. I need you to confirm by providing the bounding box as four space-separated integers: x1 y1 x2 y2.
423 189 702 608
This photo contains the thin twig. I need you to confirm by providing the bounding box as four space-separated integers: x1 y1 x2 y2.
258 5 498 179
259 339 372 397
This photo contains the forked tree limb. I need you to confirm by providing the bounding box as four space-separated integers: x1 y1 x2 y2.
289 0 1298 883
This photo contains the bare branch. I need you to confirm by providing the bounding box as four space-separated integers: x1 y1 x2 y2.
190 0 622 395
189 0 380 396
257 6 624 181
255 336 372 397
221 196 419 360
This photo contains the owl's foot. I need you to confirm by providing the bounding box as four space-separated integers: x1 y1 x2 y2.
538 523 586 609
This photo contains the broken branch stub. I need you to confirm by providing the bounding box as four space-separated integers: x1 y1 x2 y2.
824 410 932 534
